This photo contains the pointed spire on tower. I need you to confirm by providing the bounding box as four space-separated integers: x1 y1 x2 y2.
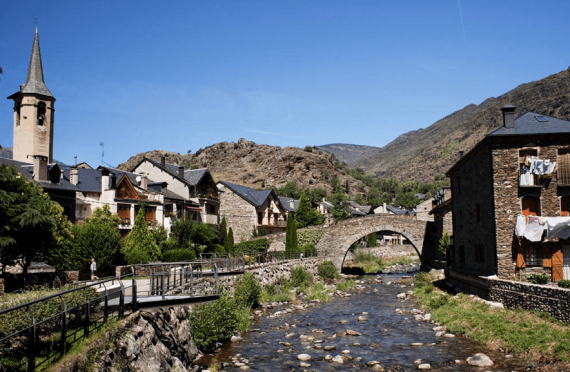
21 26 53 98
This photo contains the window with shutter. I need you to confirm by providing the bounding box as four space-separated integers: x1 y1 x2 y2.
558 150 570 186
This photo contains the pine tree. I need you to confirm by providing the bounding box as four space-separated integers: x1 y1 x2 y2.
220 216 227 240
295 194 325 228
330 189 351 222
285 216 298 253
224 227 235 253
367 232 377 247
123 205 161 264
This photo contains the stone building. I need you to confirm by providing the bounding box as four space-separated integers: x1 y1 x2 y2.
428 187 452 262
448 106 570 283
217 181 288 241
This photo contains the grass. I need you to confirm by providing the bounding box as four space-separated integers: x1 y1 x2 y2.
442 140 461 158
305 282 333 302
350 251 418 274
336 279 356 292
413 283 570 362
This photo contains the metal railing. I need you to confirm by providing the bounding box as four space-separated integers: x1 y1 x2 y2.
0 274 134 372
199 253 245 273
254 250 318 263
0 261 224 371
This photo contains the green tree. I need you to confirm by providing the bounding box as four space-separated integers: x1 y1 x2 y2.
354 193 366 206
395 191 419 210
438 230 450 258
47 205 122 272
304 188 327 203
0 165 66 276
168 217 220 256
224 227 235 253
329 190 351 222
220 216 227 240
367 232 377 247
285 216 298 253
294 194 325 228
123 205 161 264
331 176 342 194
149 222 169 253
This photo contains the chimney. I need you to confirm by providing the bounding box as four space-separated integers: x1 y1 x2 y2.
459 150 464 158
140 174 148 189
501 105 517 129
32 155 48 182
178 166 184 179
383 202 387 213
70 166 79 185
161 155 166 168
101 168 110 192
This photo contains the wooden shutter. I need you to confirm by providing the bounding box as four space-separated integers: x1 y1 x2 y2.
516 243 526 268
562 196 570 216
543 245 552 267
559 152 570 186
552 244 563 281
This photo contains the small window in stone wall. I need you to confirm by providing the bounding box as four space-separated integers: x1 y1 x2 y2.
474 244 484 263
458 245 465 264
521 196 540 219
37 101 46 126
561 195 570 216
519 148 539 187
524 244 543 266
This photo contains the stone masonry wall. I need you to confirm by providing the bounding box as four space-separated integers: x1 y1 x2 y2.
490 135 570 279
488 278 570 323
218 183 257 242
451 143 497 276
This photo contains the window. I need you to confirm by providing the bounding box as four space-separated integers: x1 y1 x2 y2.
145 206 156 223
521 196 540 218
524 244 543 266
474 244 484 263
562 196 570 216
558 149 570 186
117 204 130 221
274 213 279 224
206 204 216 214
37 101 46 126
257 212 263 225
519 149 539 186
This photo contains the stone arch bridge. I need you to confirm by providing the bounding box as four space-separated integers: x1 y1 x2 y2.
263 215 430 269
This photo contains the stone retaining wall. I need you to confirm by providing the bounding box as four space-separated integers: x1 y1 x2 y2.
219 257 326 289
448 268 570 323
488 279 570 323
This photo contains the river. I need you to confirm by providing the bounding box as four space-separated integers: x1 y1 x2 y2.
195 273 526 371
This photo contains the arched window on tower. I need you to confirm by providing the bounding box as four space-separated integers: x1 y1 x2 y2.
15 100 21 126
37 101 46 126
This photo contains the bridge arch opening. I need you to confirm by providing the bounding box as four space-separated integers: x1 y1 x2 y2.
338 229 422 273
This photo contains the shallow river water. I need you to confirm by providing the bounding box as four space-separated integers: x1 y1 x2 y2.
196 274 527 371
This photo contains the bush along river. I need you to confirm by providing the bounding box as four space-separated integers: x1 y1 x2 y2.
195 273 527 371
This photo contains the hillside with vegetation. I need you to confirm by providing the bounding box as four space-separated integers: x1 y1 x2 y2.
355 66 570 181
316 143 381 167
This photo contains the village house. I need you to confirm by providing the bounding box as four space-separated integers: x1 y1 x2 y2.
131 157 219 225
217 181 289 241
448 106 570 284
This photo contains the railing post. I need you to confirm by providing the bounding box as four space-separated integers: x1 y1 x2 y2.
161 266 166 301
58 295 68 358
166 265 170 292
118 279 125 318
132 265 138 312
102 282 108 321
26 306 36 372
213 263 218 295
190 264 194 296
83 288 90 338
182 265 186 295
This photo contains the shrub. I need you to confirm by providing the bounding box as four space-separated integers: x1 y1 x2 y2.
188 291 240 352
303 145 313 152
367 232 377 247
234 238 270 255
354 249 377 263
336 279 356 291
234 272 261 308
318 260 340 280
290 266 312 287
302 243 317 257
558 279 570 289
528 273 549 285
162 249 196 262
414 272 433 288
297 229 324 247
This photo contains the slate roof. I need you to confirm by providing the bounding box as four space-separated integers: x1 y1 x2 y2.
279 197 296 212
358 205 373 214
8 28 53 99
219 181 277 207
0 158 77 191
62 167 103 193
489 112 570 137
136 158 209 187
386 205 409 216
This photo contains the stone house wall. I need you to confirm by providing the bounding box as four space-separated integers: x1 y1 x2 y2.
218 183 258 242
416 198 434 222
450 143 497 276
490 135 570 280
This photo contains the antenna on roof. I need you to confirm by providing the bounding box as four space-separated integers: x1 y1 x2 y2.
74 156 77 166
99 142 114 168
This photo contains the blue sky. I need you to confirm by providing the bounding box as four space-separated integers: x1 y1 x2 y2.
2 1 570 168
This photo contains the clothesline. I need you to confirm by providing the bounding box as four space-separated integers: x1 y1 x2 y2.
520 156 557 186
515 214 570 242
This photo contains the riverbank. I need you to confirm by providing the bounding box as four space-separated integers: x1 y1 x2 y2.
408 272 570 371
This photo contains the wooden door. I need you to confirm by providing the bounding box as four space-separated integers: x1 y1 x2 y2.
552 244 563 282
522 197 539 217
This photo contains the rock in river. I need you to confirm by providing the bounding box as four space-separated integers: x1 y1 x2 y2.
466 353 493 367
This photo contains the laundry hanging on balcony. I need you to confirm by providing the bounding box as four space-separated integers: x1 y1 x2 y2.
515 214 570 242
520 156 557 186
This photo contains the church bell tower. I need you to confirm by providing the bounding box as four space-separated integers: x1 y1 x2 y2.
7 27 56 163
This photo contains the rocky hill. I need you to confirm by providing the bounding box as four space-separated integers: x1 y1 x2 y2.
117 139 364 195
355 66 570 181
316 144 381 166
